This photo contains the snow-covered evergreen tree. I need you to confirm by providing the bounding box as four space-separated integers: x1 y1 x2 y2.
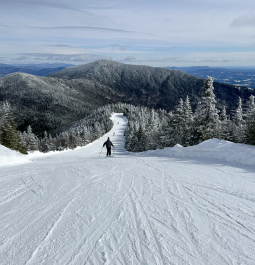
246 95 255 123
24 125 39 151
245 95 255 144
233 97 246 142
220 106 228 121
0 102 27 154
234 97 244 125
183 96 193 125
192 76 220 143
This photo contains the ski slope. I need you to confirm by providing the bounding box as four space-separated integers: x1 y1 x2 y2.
1 113 255 265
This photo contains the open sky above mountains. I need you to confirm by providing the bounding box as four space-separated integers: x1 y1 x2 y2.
1 0 255 67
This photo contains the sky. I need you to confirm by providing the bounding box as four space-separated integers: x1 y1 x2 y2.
0 0 255 67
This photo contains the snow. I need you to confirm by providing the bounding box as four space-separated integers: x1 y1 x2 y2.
142 138 255 166
1 113 255 265
0 144 30 166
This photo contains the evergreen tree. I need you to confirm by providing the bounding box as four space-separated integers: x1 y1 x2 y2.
0 102 27 154
220 106 228 121
183 96 193 124
246 95 255 123
234 97 244 125
171 98 185 144
25 125 39 151
136 126 148 152
193 76 220 143
246 120 255 145
182 96 194 146
40 131 51 152
233 97 246 142
245 95 255 144
219 107 230 140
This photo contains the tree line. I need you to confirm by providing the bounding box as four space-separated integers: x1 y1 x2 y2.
1 76 255 154
0 104 113 153
123 76 255 152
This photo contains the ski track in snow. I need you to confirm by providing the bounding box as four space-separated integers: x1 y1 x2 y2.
1 113 255 265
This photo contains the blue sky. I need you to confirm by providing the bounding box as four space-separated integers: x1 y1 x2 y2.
1 0 255 67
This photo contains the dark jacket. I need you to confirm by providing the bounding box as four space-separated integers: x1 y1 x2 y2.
103 140 114 148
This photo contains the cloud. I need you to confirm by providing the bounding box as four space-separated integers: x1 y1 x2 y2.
13 56 28 61
45 45 73 47
0 24 135 34
110 44 126 52
123 56 136 62
119 51 255 66
0 0 82 12
122 56 182 63
33 26 134 33
249 44 255 49
19 53 112 62
230 13 255 28
1 1 255 67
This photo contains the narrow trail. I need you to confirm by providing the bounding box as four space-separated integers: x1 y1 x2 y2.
1 113 255 265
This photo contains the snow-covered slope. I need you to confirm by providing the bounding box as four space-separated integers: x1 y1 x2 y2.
1 114 255 265
143 138 255 166
0 144 30 166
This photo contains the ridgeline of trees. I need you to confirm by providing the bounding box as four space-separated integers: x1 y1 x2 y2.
17 106 114 153
1 76 255 154
0 103 113 153
123 76 255 152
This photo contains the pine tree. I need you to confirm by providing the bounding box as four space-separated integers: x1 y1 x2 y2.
183 96 193 124
182 96 194 146
193 76 220 143
0 102 27 154
40 131 51 152
246 120 255 145
246 95 255 123
172 98 185 144
245 95 255 144
220 106 228 121
234 97 244 125
219 106 230 140
233 97 246 142
26 125 39 151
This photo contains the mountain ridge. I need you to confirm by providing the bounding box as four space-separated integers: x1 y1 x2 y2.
1 60 255 135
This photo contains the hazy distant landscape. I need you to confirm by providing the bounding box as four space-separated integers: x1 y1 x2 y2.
166 66 255 89
0 63 74 77
1 63 254 90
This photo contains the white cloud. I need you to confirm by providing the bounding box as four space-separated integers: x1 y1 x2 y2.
18 53 112 62
1 0 255 66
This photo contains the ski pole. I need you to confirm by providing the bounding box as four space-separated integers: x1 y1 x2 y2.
99 146 103 157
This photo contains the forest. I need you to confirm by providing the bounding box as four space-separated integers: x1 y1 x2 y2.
1 76 255 154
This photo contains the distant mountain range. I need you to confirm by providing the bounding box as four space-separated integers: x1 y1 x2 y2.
0 60 255 135
0 63 74 78
1 63 254 89
166 66 255 89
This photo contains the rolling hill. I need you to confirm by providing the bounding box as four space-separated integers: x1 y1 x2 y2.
1 59 255 135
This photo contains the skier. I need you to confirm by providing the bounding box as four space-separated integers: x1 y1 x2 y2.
103 137 114 157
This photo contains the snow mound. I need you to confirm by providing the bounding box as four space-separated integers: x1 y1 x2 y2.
0 145 30 166
145 139 255 166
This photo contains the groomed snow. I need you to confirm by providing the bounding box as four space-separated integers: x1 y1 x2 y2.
1 113 255 265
